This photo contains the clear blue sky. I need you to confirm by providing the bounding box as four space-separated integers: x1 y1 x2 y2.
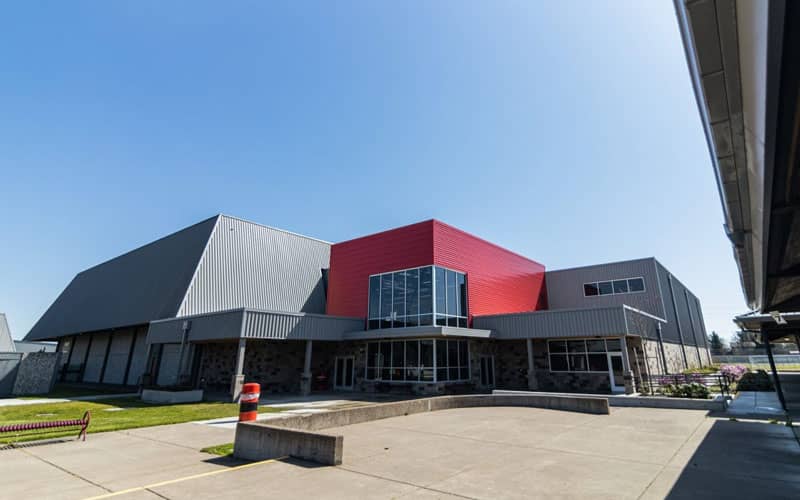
0 1 743 342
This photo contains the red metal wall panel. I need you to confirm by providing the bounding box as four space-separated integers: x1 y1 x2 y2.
326 221 435 318
326 219 547 323
432 221 547 323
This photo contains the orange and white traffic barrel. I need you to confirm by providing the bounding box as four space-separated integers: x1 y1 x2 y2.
239 383 260 422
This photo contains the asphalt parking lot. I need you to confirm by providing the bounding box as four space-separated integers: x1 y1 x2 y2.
2 406 799 499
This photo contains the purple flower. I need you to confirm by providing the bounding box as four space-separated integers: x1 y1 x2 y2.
720 364 747 381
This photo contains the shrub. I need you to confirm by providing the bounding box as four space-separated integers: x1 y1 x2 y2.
660 382 710 399
736 370 774 392
719 364 748 382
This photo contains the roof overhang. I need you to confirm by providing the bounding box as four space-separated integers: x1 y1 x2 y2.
473 305 666 340
734 310 800 341
341 326 493 341
147 308 364 344
675 0 800 312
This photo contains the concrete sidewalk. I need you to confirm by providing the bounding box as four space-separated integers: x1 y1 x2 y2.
0 393 139 407
1 422 237 499
725 391 785 419
2 406 798 499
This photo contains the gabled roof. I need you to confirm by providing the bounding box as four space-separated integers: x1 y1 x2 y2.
25 216 219 341
25 215 332 341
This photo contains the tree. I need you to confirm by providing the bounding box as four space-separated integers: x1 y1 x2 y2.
708 331 725 355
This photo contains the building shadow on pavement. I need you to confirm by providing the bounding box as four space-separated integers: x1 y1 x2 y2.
666 419 800 499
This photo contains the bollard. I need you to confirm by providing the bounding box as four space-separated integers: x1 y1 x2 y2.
239 382 260 422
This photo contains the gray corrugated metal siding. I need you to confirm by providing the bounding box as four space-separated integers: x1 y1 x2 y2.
545 258 666 319
474 307 631 339
243 311 364 341
147 309 364 344
178 216 331 317
147 309 245 344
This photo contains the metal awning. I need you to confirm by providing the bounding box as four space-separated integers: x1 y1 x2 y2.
473 305 666 340
146 308 364 344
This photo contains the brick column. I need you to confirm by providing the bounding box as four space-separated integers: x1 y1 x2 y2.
526 338 538 390
300 340 313 396
230 338 246 402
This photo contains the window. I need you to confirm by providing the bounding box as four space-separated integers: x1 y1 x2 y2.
368 266 467 329
365 339 469 382
598 281 614 295
628 277 645 292
583 277 645 297
548 339 621 372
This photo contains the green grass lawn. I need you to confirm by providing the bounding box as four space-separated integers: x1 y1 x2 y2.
749 363 800 372
201 443 234 456
0 398 283 444
18 384 138 400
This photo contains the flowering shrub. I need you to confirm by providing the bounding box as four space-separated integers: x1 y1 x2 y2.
661 382 710 399
719 364 748 382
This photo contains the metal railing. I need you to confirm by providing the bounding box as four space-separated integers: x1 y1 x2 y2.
642 373 732 398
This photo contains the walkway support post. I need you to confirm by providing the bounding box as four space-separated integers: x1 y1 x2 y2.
231 338 247 402
301 340 313 396
620 336 636 394
526 338 538 390
764 333 787 413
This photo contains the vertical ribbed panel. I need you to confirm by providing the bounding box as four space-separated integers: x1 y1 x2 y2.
147 309 245 343
432 221 547 323
179 216 331 316
545 258 664 317
655 261 705 346
473 307 629 339
326 220 435 318
243 310 364 340
326 219 546 322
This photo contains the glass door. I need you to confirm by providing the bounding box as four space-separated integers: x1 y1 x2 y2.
607 353 625 392
334 356 354 391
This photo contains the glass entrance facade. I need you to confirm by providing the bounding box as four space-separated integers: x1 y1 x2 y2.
367 265 467 329
365 339 470 383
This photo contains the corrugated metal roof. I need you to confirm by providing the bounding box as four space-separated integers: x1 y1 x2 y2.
25 216 219 341
0 313 14 352
26 214 333 342
178 215 331 316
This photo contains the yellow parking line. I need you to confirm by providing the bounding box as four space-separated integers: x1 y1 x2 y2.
84 456 287 499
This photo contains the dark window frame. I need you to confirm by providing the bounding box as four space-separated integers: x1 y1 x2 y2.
582 276 646 298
